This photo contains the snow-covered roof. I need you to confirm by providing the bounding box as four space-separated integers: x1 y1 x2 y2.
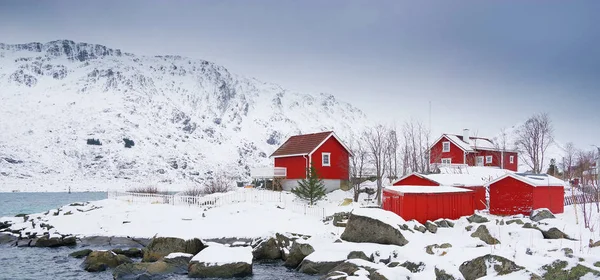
486 173 567 187
437 166 514 183
385 185 472 194
433 133 517 153
423 174 485 187
443 134 475 152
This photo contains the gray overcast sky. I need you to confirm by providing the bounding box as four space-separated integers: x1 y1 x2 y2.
1 0 598 149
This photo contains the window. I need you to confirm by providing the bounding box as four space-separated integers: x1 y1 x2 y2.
441 158 451 164
510 155 514 164
476 156 484 166
322 153 331 166
486 156 493 164
442 141 450 152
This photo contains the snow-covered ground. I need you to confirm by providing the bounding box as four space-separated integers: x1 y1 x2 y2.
2 188 600 279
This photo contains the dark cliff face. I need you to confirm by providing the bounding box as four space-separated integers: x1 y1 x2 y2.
0 40 125 61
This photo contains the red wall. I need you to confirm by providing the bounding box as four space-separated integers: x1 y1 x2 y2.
460 186 486 210
489 177 534 216
533 186 565 214
274 156 307 179
466 150 518 172
383 189 475 224
429 137 465 164
393 174 439 186
310 136 350 180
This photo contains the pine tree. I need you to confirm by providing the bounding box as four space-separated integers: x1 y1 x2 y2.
292 165 327 205
547 158 558 176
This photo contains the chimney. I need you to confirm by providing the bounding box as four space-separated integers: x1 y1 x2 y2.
463 129 470 144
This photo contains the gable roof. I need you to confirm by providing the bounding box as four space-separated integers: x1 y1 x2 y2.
392 172 440 186
386 185 473 194
270 131 352 158
430 133 517 153
486 173 567 187
393 172 486 187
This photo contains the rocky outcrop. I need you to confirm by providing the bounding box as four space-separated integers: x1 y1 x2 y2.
0 233 17 245
435 267 456 280
252 237 280 260
531 209 556 222
414 225 427 233
542 260 600 279
466 214 489 224
435 219 454 228
188 262 252 278
188 245 252 278
425 221 438 233
143 237 205 262
470 225 500 245
347 251 370 261
298 259 345 275
35 235 76 247
459 254 524 280
541 228 573 240
112 248 143 258
284 241 315 268
83 251 133 272
340 210 408 246
69 249 93 258
113 253 192 279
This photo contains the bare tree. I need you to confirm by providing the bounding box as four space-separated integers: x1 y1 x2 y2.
562 142 577 181
348 136 368 202
386 127 400 184
363 125 389 205
401 120 430 174
493 127 510 169
515 113 554 174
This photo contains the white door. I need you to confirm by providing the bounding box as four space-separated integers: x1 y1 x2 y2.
476 156 484 166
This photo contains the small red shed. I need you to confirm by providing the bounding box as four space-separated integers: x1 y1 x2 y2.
393 173 488 210
487 173 565 216
382 185 475 224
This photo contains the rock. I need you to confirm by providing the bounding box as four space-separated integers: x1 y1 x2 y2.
83 251 133 272
590 239 600 248
299 259 345 275
542 260 600 280
498 220 505 226
79 236 112 247
595 262 600 268
435 220 454 228
0 221 11 230
522 223 538 229
275 233 293 260
113 261 182 279
562 248 574 258
530 209 556 222
284 241 315 268
340 210 408 246
143 237 205 262
440 243 452 249
69 249 93 258
252 237 281 260
465 225 473 232
425 221 438 234
399 224 414 233
435 267 456 280
188 246 253 278
466 214 489 223
470 225 500 245
414 225 427 233
111 237 148 248
459 254 524 280
0 233 17 245
321 261 361 279
112 248 143 258
69 202 85 207
541 228 572 240
506 219 524 225
400 261 425 273
162 253 193 273
35 235 77 247
17 238 34 247
347 251 370 261
333 212 349 227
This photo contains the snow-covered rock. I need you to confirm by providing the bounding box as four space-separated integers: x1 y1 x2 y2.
0 40 368 192
341 208 408 246
188 244 253 278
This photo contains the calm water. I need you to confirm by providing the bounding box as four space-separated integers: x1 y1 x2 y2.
0 192 317 280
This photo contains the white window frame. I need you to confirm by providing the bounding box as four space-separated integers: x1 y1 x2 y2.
441 158 452 164
476 156 484 166
486 155 493 164
442 141 450 152
510 155 514 164
322 153 331 167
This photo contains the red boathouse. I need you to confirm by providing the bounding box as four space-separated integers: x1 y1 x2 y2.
382 185 475 224
487 173 565 216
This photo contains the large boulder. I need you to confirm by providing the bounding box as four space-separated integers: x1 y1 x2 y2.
466 214 489 224
35 235 77 247
113 253 192 280
435 267 456 280
459 254 524 280
470 225 500 245
284 241 315 268
83 250 133 272
340 209 408 246
188 245 252 278
0 233 17 245
425 221 438 233
252 237 281 260
69 249 93 259
541 228 573 240
143 237 205 262
298 259 345 275
531 209 556 222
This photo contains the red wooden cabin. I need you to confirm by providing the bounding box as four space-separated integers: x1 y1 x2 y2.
488 173 565 216
393 173 487 210
382 185 475 224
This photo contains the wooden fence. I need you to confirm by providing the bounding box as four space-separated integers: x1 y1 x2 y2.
564 194 600 206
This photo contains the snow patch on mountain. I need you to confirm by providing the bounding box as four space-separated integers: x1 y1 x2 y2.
0 40 368 192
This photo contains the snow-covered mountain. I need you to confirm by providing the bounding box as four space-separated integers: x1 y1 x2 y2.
0 40 368 191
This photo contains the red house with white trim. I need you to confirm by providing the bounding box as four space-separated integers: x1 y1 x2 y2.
393 173 488 210
487 173 565 216
429 129 519 172
253 131 352 192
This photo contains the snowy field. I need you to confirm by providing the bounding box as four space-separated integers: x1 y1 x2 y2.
2 188 600 279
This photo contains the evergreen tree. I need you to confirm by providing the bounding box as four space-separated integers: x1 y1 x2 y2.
292 165 327 205
547 158 558 176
